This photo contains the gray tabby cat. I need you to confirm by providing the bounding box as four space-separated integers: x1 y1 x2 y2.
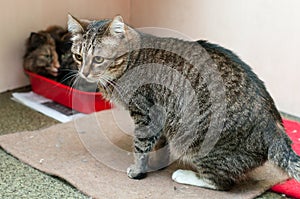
67 14 300 190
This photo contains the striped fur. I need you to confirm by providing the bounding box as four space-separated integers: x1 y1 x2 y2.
68 15 300 190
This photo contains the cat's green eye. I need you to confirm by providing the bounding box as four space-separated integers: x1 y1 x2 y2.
73 54 82 62
93 56 104 64
44 54 51 60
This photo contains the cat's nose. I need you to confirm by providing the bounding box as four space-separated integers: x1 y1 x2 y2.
53 62 60 68
81 67 91 77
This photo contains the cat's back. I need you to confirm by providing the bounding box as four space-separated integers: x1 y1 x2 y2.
197 40 261 86
198 40 278 107
195 40 282 134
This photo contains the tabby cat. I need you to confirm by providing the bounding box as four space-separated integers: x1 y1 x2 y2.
23 26 97 92
67 14 300 190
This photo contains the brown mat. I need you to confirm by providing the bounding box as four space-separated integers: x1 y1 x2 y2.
0 109 289 199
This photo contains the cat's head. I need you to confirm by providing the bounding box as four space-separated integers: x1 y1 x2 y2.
67 14 139 86
24 31 60 76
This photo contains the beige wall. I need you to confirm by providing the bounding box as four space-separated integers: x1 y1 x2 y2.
1 0 299 116
130 0 300 117
0 0 130 92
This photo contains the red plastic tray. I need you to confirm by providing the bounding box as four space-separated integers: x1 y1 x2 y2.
25 70 112 114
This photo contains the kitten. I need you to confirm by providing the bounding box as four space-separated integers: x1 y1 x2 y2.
23 26 61 77
23 26 97 92
67 14 300 190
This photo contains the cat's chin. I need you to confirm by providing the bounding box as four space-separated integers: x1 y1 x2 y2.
49 71 58 77
47 67 59 77
84 78 99 83
79 73 98 83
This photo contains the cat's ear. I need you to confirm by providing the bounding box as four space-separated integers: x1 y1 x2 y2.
109 15 125 36
67 14 90 34
28 32 46 49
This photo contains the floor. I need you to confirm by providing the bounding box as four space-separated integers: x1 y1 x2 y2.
0 86 294 199
0 86 89 199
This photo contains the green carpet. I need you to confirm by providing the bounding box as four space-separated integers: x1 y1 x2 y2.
0 86 89 199
0 86 294 199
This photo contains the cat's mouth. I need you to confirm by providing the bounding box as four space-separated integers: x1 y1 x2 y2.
78 72 99 83
46 66 59 77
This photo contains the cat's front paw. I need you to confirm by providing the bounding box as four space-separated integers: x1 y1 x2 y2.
127 165 147 179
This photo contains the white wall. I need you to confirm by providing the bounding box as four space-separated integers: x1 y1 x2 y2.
0 0 130 92
1 0 299 117
130 0 300 117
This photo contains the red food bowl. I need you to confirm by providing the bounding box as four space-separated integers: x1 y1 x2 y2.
25 70 112 114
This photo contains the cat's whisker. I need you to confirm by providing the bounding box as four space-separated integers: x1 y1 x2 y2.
50 81 69 90
68 74 80 96
100 75 125 99
72 74 81 89
60 72 78 84
59 68 77 72
99 74 123 97
99 77 114 96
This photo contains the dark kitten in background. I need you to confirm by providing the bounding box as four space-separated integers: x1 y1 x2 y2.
23 26 97 92
23 26 62 77
68 14 300 191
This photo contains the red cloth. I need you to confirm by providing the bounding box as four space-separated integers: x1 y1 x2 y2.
271 119 300 198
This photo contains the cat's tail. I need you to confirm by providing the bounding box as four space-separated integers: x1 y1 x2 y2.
268 125 300 181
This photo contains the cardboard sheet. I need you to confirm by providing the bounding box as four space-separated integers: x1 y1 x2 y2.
0 110 289 199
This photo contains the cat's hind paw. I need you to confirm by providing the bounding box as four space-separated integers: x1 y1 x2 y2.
172 169 217 190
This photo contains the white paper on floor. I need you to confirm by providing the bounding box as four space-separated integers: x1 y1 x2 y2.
11 91 86 123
